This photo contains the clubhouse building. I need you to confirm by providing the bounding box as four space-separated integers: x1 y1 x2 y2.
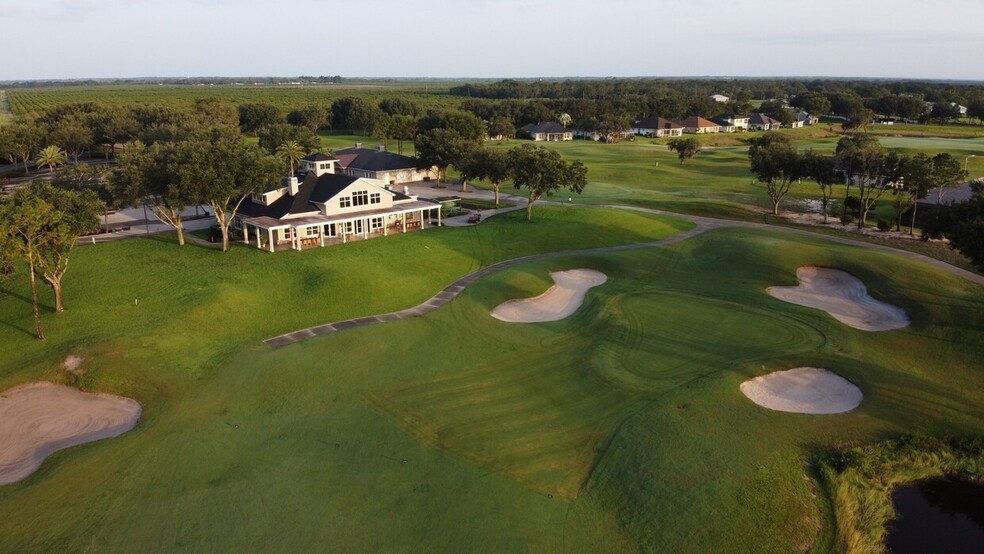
234 153 442 252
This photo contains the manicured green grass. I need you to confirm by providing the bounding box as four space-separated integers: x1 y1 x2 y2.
316 129 984 225
1 220 981 552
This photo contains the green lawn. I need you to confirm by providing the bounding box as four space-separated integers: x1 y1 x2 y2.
1 209 982 552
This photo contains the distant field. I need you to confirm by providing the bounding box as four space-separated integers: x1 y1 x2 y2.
0 89 12 125
6 82 465 117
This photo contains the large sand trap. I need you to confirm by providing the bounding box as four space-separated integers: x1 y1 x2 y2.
491 269 608 323
767 266 909 331
740 367 863 414
0 382 141 485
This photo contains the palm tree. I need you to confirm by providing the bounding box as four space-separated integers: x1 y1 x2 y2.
36 145 67 174
275 140 305 176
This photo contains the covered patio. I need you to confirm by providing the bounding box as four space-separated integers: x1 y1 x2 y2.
240 200 442 252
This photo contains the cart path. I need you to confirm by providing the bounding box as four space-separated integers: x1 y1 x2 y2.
263 206 982 347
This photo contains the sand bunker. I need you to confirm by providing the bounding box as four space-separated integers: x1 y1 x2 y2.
0 382 141 485
767 266 909 331
491 269 608 323
740 367 862 414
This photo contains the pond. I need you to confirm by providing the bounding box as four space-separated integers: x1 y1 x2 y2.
885 479 984 554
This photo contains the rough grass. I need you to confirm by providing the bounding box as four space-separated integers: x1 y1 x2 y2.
819 436 984 554
2 221 981 551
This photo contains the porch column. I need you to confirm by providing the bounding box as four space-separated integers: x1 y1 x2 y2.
437 207 442 227
384 218 388 236
342 226 347 243
363 218 368 239
402 212 407 233
267 228 274 253
319 227 325 247
255 227 262 250
292 228 300 251
242 225 248 243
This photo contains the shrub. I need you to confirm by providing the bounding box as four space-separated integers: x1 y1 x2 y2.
844 195 862 212
877 219 891 231
841 214 856 225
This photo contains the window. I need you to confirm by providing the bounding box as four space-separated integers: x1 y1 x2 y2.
320 163 329 170
343 221 353 234
340 197 351 208
370 192 381 205
283 228 293 240
305 226 318 237
352 190 369 206
370 217 383 230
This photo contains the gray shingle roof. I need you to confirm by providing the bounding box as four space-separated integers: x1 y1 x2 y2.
525 121 569 134
238 172 360 220
748 113 781 125
334 147 418 172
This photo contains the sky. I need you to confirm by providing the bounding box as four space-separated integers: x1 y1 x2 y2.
1 0 982 81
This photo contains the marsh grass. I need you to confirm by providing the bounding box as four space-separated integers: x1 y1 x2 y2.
819 436 984 554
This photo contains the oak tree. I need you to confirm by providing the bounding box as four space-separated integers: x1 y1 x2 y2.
508 144 587 221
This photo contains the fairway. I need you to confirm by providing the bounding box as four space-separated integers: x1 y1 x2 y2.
1 213 981 552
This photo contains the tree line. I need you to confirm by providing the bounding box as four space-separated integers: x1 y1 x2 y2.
747 133 969 233
450 78 984 130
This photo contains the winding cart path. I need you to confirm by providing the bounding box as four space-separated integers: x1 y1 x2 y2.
263 205 983 347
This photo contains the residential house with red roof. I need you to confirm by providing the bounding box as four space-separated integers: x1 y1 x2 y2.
630 117 684 137
679 116 721 134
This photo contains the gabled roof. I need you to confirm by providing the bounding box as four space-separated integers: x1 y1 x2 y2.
238 172 363 220
631 117 683 130
748 113 781 125
679 116 720 129
792 110 815 122
525 121 569 134
708 115 737 127
334 147 418 172
710 113 749 122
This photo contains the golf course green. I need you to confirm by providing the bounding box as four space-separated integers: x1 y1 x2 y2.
1 198 982 551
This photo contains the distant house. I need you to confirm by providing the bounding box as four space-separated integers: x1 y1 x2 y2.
747 113 782 131
679 116 721 134
630 117 684 137
709 114 750 132
710 94 730 103
791 110 819 126
952 103 968 116
334 144 437 185
571 127 632 141
520 122 573 141
235 156 442 252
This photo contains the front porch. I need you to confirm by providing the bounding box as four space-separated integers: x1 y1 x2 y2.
239 202 442 253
